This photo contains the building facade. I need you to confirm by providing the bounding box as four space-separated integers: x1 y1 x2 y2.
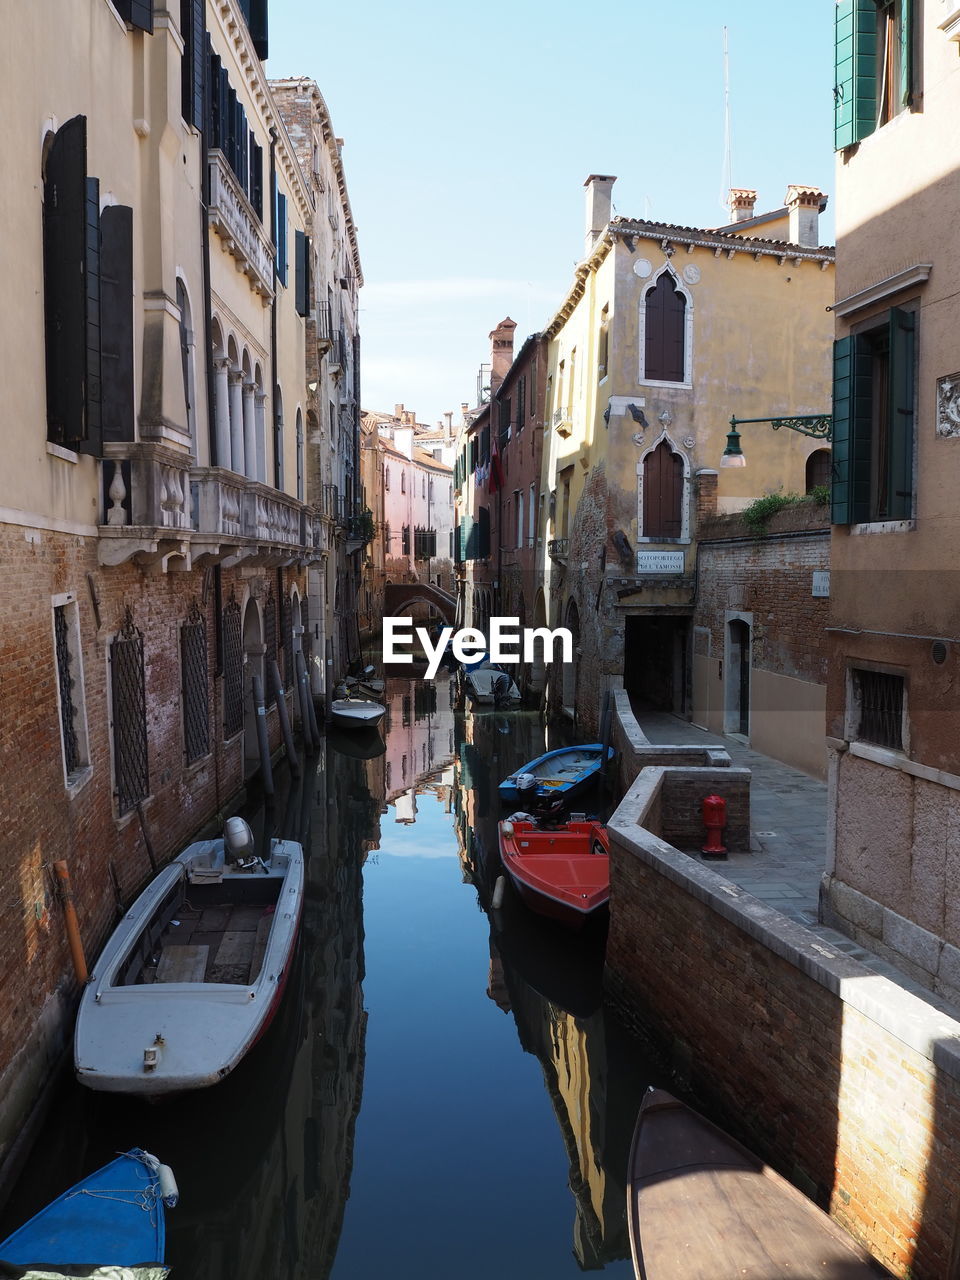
823 0 960 998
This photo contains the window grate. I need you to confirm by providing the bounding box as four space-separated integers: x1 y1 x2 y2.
855 668 904 750
181 600 209 765
264 586 277 706
54 605 80 775
281 595 294 691
222 597 243 738
111 610 149 815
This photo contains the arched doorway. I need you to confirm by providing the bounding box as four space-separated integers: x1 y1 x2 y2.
725 616 751 738
242 597 265 777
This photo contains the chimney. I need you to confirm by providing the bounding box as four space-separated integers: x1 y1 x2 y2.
489 317 517 397
444 412 453 432
584 174 617 253
785 185 826 248
728 188 757 223
394 403 404 419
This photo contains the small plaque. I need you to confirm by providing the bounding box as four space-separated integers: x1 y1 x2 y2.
633 258 653 279
682 264 701 285
812 570 830 598
637 550 685 574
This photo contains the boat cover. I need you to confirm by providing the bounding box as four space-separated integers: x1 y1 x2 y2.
0 1266 168 1278
0 1153 166 1271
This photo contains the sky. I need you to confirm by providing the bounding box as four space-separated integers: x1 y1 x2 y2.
267 1 836 427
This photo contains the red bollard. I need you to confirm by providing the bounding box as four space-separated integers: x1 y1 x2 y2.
702 794 728 859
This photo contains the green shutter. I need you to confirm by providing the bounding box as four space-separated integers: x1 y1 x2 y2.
832 335 872 525
901 0 914 107
831 337 854 523
887 307 915 519
835 0 877 150
849 335 873 523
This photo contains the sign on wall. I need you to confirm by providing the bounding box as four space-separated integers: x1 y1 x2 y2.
812 570 830 598
636 550 685 574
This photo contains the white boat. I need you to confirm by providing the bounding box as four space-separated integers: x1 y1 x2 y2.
463 659 520 705
75 819 304 1097
330 696 386 728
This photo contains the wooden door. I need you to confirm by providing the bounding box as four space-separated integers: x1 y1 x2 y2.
643 441 683 538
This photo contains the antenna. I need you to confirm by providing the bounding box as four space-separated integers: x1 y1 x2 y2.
720 26 733 216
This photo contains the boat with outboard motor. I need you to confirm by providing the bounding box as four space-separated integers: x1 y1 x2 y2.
498 816 610 929
0 1148 177 1277
461 656 521 705
499 744 614 806
75 818 303 1097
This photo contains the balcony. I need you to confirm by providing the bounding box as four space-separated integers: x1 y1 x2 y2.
208 151 275 303
552 407 572 437
327 331 345 373
97 446 325 571
316 300 333 351
548 538 569 561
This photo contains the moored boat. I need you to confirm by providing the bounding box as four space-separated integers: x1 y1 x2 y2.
0 1148 176 1276
329 696 386 729
499 744 614 806
463 659 520 705
627 1088 885 1279
498 818 609 928
75 819 303 1097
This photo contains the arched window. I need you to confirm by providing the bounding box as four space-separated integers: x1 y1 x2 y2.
805 448 831 494
644 271 687 383
176 279 197 453
642 440 684 538
401 471 406 494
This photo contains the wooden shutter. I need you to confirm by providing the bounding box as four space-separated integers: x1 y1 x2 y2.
642 441 683 538
180 0 204 127
115 0 154 32
477 507 490 558
295 230 309 316
248 0 268 59
887 307 915 520
835 0 877 150
44 116 88 445
900 0 914 107
275 190 287 285
250 135 263 219
82 178 103 457
101 206 134 443
645 274 685 382
831 335 872 524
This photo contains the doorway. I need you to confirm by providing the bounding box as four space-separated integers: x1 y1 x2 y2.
623 616 689 715
725 616 751 738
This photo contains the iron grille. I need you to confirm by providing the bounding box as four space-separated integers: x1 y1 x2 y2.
854 668 904 750
181 601 209 764
54 605 80 775
110 610 148 816
281 595 294 690
264 586 277 706
222 597 243 738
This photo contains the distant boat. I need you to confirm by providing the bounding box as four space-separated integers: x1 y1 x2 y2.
462 659 521 705
499 744 614 806
627 1088 884 1280
330 696 386 729
75 819 303 1097
498 818 609 929
0 1148 176 1274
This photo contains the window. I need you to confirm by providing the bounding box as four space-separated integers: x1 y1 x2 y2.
642 440 684 538
517 376 526 431
401 471 406 494
851 667 905 750
295 409 304 501
53 597 90 784
385 466 391 491
834 0 914 150
222 597 243 738
180 603 209 764
110 612 149 815
643 271 687 383
236 0 268 59
831 307 915 524
180 0 204 127
515 490 524 549
43 116 102 453
528 484 536 545
422 474 426 499
805 449 832 494
402 524 410 555
295 230 311 317
598 305 610 378
275 186 287 285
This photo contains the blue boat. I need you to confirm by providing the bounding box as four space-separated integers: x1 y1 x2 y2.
499 744 615 806
0 1148 175 1276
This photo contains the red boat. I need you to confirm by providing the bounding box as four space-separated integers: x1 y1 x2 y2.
498 818 609 928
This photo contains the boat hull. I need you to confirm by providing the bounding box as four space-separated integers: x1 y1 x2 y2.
498 820 609 930
330 698 385 728
499 744 613 806
75 838 304 1097
627 1089 882 1280
0 1149 168 1269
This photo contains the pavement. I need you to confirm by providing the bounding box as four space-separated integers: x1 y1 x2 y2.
630 707 960 1018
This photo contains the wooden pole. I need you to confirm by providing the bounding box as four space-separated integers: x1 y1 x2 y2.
53 861 88 984
269 659 301 776
251 672 275 799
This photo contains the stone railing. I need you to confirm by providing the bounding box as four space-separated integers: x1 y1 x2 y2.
208 151 274 301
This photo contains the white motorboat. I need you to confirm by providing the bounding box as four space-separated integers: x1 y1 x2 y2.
330 696 386 728
463 659 520 705
75 819 304 1097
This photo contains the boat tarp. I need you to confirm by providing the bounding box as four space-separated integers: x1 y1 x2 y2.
0 1266 169 1279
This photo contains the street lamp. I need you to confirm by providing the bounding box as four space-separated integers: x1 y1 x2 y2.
720 414 833 467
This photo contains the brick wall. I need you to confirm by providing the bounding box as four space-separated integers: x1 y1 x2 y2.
0 525 309 1169
606 770 960 1278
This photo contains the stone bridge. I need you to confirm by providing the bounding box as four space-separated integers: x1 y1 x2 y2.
383 581 456 624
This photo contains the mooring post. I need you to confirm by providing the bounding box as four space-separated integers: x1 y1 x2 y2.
251 672 275 798
269 658 301 776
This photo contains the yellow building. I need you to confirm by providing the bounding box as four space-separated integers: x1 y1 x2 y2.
539 177 835 735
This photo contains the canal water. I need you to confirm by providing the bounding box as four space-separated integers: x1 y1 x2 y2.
1 671 670 1278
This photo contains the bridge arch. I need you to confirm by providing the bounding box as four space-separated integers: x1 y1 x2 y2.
383 581 456 625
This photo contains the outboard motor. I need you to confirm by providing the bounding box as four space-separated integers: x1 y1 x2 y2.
492 671 512 706
515 773 538 802
224 816 256 866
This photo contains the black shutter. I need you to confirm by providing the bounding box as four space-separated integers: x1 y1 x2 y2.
181 0 205 128
250 135 263 219
82 177 103 457
295 231 310 317
115 0 154 33
247 0 268 59
44 116 87 445
101 206 135 443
